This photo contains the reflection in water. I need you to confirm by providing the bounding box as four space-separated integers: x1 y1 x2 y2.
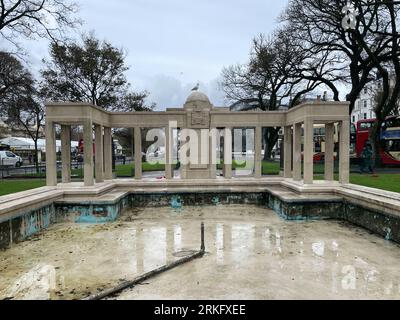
262 228 271 251
5 264 57 300
331 241 339 254
142 227 166 272
154 221 399 298
312 241 326 274
312 241 325 257
353 256 380 294
231 224 255 264
131 228 137 274
216 224 224 265
331 262 340 294
275 231 282 254
174 225 182 253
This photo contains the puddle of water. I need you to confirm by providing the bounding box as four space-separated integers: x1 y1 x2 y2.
1 205 400 300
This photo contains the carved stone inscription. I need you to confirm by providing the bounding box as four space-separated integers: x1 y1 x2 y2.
189 110 210 129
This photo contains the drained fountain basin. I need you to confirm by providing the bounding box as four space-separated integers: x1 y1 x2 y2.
0 204 400 300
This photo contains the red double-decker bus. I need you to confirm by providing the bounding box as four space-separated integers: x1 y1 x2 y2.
356 116 400 166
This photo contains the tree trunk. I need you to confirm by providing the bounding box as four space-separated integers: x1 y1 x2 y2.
370 119 383 168
34 140 40 174
263 128 280 160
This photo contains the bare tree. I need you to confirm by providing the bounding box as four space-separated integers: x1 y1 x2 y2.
365 1 400 166
6 94 45 173
283 0 400 166
0 0 80 53
221 29 345 159
0 52 44 172
282 0 393 112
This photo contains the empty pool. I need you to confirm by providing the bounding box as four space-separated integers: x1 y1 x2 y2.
1 205 400 300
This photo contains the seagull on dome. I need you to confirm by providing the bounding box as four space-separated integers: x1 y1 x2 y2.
191 82 200 91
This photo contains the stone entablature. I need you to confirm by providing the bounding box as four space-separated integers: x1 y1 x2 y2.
45 99 349 129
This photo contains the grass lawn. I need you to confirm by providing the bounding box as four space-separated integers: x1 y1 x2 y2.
53 163 170 178
215 160 281 175
118 161 282 176
314 173 400 193
1 162 399 196
262 161 280 175
115 163 168 177
349 174 400 193
0 179 46 196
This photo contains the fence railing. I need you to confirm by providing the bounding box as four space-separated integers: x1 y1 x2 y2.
0 158 133 180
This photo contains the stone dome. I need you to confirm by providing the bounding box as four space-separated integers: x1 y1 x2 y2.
185 91 211 105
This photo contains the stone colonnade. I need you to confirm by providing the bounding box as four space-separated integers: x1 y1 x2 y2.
283 120 350 185
46 122 113 187
45 92 350 186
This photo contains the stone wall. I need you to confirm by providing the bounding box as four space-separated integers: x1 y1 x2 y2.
267 193 400 243
0 204 55 249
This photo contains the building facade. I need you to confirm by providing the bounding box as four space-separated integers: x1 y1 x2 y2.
351 75 400 124
351 86 377 124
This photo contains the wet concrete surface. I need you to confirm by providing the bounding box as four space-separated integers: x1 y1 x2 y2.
1 205 400 300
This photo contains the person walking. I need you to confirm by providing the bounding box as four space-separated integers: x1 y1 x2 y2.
360 141 374 174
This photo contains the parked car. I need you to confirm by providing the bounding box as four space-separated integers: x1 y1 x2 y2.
0 151 23 167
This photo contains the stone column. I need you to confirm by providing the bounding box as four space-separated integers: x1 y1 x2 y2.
209 127 217 179
293 122 302 181
283 126 293 179
339 120 350 184
61 125 71 184
94 124 104 183
83 120 94 186
180 132 189 180
103 127 113 180
134 127 142 179
325 123 335 181
165 126 173 179
223 127 233 179
45 120 57 186
255 126 262 178
303 118 314 185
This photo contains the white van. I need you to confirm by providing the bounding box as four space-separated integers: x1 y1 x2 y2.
0 151 23 167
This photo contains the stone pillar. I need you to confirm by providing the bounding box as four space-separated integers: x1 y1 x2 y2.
293 123 302 181
103 127 113 180
283 126 293 179
303 118 314 185
45 120 57 186
165 126 173 179
325 123 335 181
83 120 94 186
223 127 232 179
180 132 189 180
61 125 71 184
209 127 217 179
339 120 350 184
134 127 142 180
255 126 262 178
94 124 104 183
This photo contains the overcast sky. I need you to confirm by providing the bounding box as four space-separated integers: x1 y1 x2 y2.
8 0 289 110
